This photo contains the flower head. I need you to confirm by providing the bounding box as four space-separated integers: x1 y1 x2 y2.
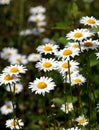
60 103 73 114
80 16 99 27
75 115 88 126
5 118 24 129
28 53 41 62
29 76 56 96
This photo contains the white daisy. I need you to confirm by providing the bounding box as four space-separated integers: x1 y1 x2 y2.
57 60 79 74
0 0 11 4
30 5 46 14
42 38 56 44
0 101 13 115
20 29 33 36
5 118 24 129
70 74 86 86
37 21 47 27
9 54 28 65
0 47 18 60
35 58 57 72
81 39 99 51
80 16 99 27
36 43 59 55
6 83 23 94
56 47 80 60
75 115 88 126
28 14 46 23
66 28 93 41
60 103 73 114
0 73 19 85
28 53 41 62
96 52 99 59
29 76 56 96
3 64 27 76
67 127 81 130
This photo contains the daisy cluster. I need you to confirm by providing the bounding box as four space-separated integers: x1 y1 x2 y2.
0 64 27 129
20 5 47 36
0 0 11 5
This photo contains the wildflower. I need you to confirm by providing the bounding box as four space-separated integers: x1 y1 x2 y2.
5 118 24 129
96 103 99 112
0 73 19 85
35 58 57 72
75 115 88 126
56 47 80 60
67 42 80 50
28 14 46 23
28 53 41 62
6 83 23 94
29 76 56 96
37 21 47 27
67 127 81 130
0 101 13 115
70 74 86 86
66 28 93 41
57 60 79 74
9 54 28 65
42 38 56 44
36 43 59 55
95 52 99 59
81 39 99 51
1 47 18 60
0 0 11 5
60 103 73 114
80 16 99 27
3 64 27 76
30 5 46 14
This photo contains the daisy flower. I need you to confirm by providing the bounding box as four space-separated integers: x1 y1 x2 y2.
67 127 81 130
57 60 79 74
81 39 99 51
28 53 41 62
29 76 56 96
42 38 56 44
95 52 99 59
66 28 93 41
9 54 28 65
70 74 86 86
56 47 80 60
3 64 27 76
0 73 19 85
0 101 13 115
0 0 11 5
6 83 23 94
96 103 99 112
67 42 80 49
0 47 18 60
5 118 24 129
60 103 73 114
30 5 46 14
35 58 57 72
28 14 46 23
80 16 99 27
36 43 59 55
37 21 47 27
75 115 88 126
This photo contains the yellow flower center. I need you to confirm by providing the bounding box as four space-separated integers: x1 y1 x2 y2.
74 32 83 38
62 62 71 68
4 74 13 81
33 56 38 59
72 44 79 48
84 42 93 47
66 105 70 110
62 49 72 56
16 58 21 62
10 67 19 73
43 62 52 68
35 17 40 22
43 46 52 51
74 78 81 83
79 119 85 124
11 121 18 126
6 105 11 110
6 52 12 56
87 19 95 24
37 82 47 89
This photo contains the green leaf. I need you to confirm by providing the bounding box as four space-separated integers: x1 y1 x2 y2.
51 98 64 105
